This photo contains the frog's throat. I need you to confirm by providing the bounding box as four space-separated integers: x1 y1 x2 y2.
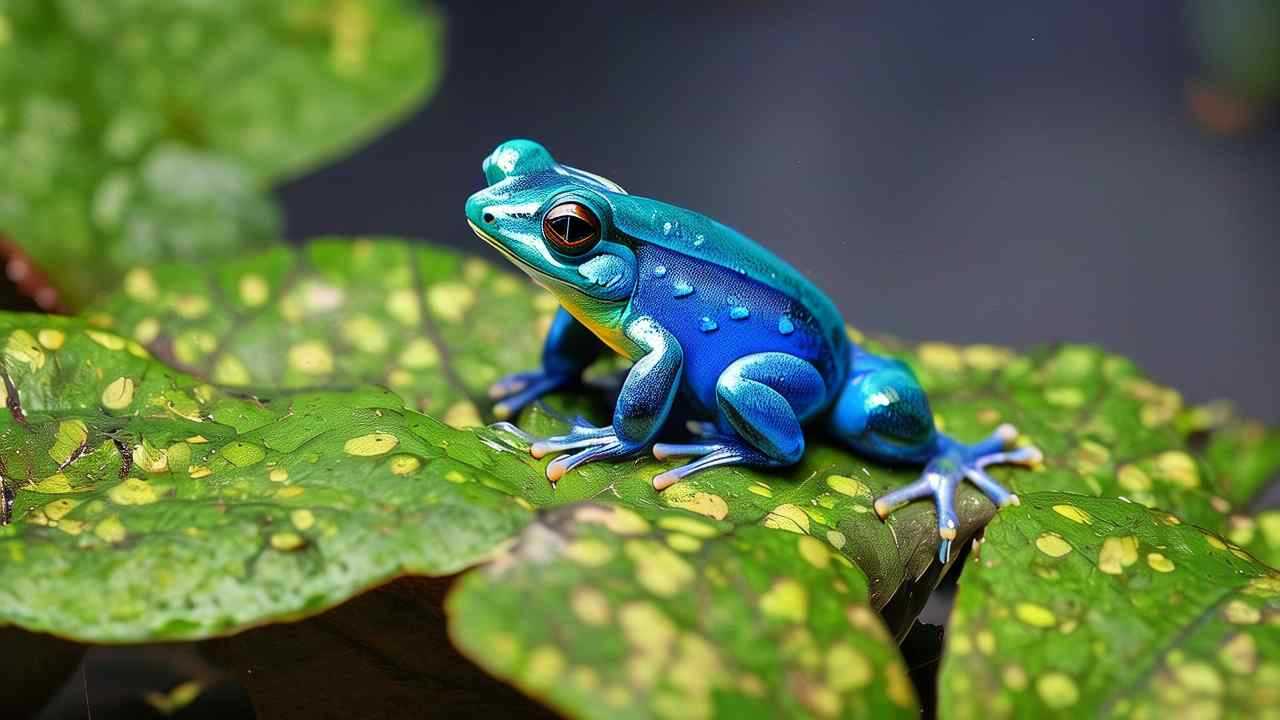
468 220 637 359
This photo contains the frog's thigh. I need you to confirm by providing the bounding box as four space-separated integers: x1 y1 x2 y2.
715 353 826 463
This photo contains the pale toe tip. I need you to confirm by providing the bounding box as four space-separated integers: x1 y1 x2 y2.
1022 447 1045 466
995 423 1019 445
546 462 566 483
653 472 679 491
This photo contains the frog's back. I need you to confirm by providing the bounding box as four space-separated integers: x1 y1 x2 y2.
610 194 847 338
612 194 850 411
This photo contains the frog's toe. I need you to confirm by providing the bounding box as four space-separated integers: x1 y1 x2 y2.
529 423 614 459
963 467 1020 508
651 439 779 491
488 371 571 419
872 470 962 561
872 475 935 520
545 437 636 483
488 371 538 399
683 420 722 439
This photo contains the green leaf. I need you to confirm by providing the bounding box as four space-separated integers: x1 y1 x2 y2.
0 312 530 642
470 411 996 632
914 341 1256 531
93 238 1274 623
94 239 1005 629
1202 417 1280 506
96 238 546 427
17 237 1280 717
447 502 919 719
938 492 1280 718
0 0 442 307
1195 414 1280 569
1233 510 1280 571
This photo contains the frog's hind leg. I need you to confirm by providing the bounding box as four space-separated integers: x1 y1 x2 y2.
830 348 1041 562
651 352 826 491
872 425 1042 562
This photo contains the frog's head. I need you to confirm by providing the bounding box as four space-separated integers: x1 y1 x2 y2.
465 140 637 309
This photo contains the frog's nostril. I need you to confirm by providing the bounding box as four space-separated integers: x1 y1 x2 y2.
482 212 495 224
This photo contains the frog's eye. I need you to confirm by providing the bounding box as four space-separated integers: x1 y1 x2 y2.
542 202 601 256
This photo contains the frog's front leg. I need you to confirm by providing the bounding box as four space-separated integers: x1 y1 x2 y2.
651 352 827 490
489 308 607 419
530 317 682 483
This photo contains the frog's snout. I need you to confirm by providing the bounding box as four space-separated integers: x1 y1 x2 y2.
465 191 496 227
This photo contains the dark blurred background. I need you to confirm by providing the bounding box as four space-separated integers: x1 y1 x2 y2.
40 1 1280 717
284 0 1280 422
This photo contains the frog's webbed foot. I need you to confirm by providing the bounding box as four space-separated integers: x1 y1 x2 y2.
529 422 642 484
488 370 574 420
873 424 1043 563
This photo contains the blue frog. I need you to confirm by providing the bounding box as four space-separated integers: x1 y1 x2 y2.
465 139 1041 560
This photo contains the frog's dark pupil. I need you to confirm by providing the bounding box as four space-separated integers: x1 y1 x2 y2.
549 216 573 241
543 202 600 254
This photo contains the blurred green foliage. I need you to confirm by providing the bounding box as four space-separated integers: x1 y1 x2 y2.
0 0 442 308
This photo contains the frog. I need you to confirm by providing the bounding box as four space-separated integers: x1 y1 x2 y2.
465 139 1041 561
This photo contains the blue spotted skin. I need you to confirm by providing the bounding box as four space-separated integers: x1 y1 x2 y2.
631 242 841 418
465 139 1042 560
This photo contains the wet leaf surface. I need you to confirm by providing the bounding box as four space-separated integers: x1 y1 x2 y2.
447 502 919 720
92 239 1278 623
95 239 1013 628
0 313 529 642
97 238 546 428
12 237 1280 718
938 492 1280 719
0 0 441 307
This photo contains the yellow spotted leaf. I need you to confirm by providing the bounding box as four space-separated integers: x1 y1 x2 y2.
939 493 1280 719
448 503 917 719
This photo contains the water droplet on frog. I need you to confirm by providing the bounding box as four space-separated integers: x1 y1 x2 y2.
699 316 718 332
730 306 750 321
673 281 694 298
778 315 795 335
653 265 667 278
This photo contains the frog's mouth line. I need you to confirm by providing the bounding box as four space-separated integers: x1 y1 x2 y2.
467 219 515 259
466 219 571 292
